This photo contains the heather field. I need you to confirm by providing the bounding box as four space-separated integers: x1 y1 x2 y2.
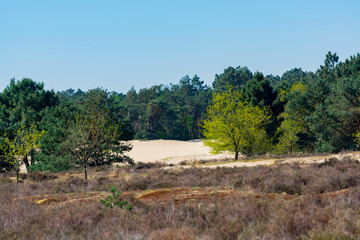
2 155 360 239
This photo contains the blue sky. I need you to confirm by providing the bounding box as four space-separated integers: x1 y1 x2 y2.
1 0 359 93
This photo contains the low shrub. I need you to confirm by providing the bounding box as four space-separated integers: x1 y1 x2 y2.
134 161 168 170
100 185 132 210
27 171 58 182
28 153 76 173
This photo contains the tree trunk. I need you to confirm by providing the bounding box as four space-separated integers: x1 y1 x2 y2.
235 151 239 160
83 158 88 181
16 159 20 183
198 124 201 139
196 112 201 139
30 149 35 165
23 154 29 168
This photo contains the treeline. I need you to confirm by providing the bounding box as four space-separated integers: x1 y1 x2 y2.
203 52 360 156
122 75 212 140
0 51 360 173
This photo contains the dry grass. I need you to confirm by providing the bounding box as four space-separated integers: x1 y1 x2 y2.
1 156 360 239
178 151 336 166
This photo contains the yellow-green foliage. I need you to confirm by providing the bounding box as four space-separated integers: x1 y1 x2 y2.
202 87 271 158
1 125 44 170
355 130 360 148
13 125 44 158
290 82 306 94
275 119 302 154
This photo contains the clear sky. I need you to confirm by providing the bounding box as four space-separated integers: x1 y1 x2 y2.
1 0 359 93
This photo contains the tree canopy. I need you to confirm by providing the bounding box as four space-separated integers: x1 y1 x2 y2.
202 88 271 159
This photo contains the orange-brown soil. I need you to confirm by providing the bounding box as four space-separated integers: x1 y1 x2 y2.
18 186 350 207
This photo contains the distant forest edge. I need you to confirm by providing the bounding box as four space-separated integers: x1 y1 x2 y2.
1 51 360 174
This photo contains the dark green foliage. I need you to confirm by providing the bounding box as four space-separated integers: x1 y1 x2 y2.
283 53 360 152
108 91 134 141
100 185 132 210
213 66 253 92
123 75 212 140
0 78 58 134
280 68 307 86
312 76 360 152
266 74 281 87
0 78 58 172
56 88 85 102
278 68 316 91
335 53 360 78
242 72 284 141
39 101 78 156
28 153 76 172
65 88 133 180
0 139 14 172
318 51 339 80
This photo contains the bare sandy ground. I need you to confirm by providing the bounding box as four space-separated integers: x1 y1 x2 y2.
19 140 232 173
128 139 360 168
128 139 234 164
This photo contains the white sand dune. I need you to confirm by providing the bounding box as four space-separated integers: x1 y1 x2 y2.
127 139 234 164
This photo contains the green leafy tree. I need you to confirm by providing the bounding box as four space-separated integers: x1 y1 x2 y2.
1 125 44 182
202 88 271 159
66 89 133 180
0 138 16 172
275 119 302 153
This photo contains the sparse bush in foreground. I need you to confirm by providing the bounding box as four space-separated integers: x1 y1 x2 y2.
100 185 132 210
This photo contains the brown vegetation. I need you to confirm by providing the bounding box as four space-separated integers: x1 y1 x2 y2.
1 156 360 239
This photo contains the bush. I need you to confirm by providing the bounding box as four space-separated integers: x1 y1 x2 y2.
134 162 167 170
28 171 58 182
28 153 76 172
100 185 132 210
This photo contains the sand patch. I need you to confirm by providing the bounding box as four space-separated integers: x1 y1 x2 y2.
127 139 233 164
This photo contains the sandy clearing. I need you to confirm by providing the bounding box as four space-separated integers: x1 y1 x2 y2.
19 139 233 174
128 140 360 167
128 139 234 164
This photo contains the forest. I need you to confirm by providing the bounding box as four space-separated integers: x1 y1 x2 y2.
1 51 360 174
